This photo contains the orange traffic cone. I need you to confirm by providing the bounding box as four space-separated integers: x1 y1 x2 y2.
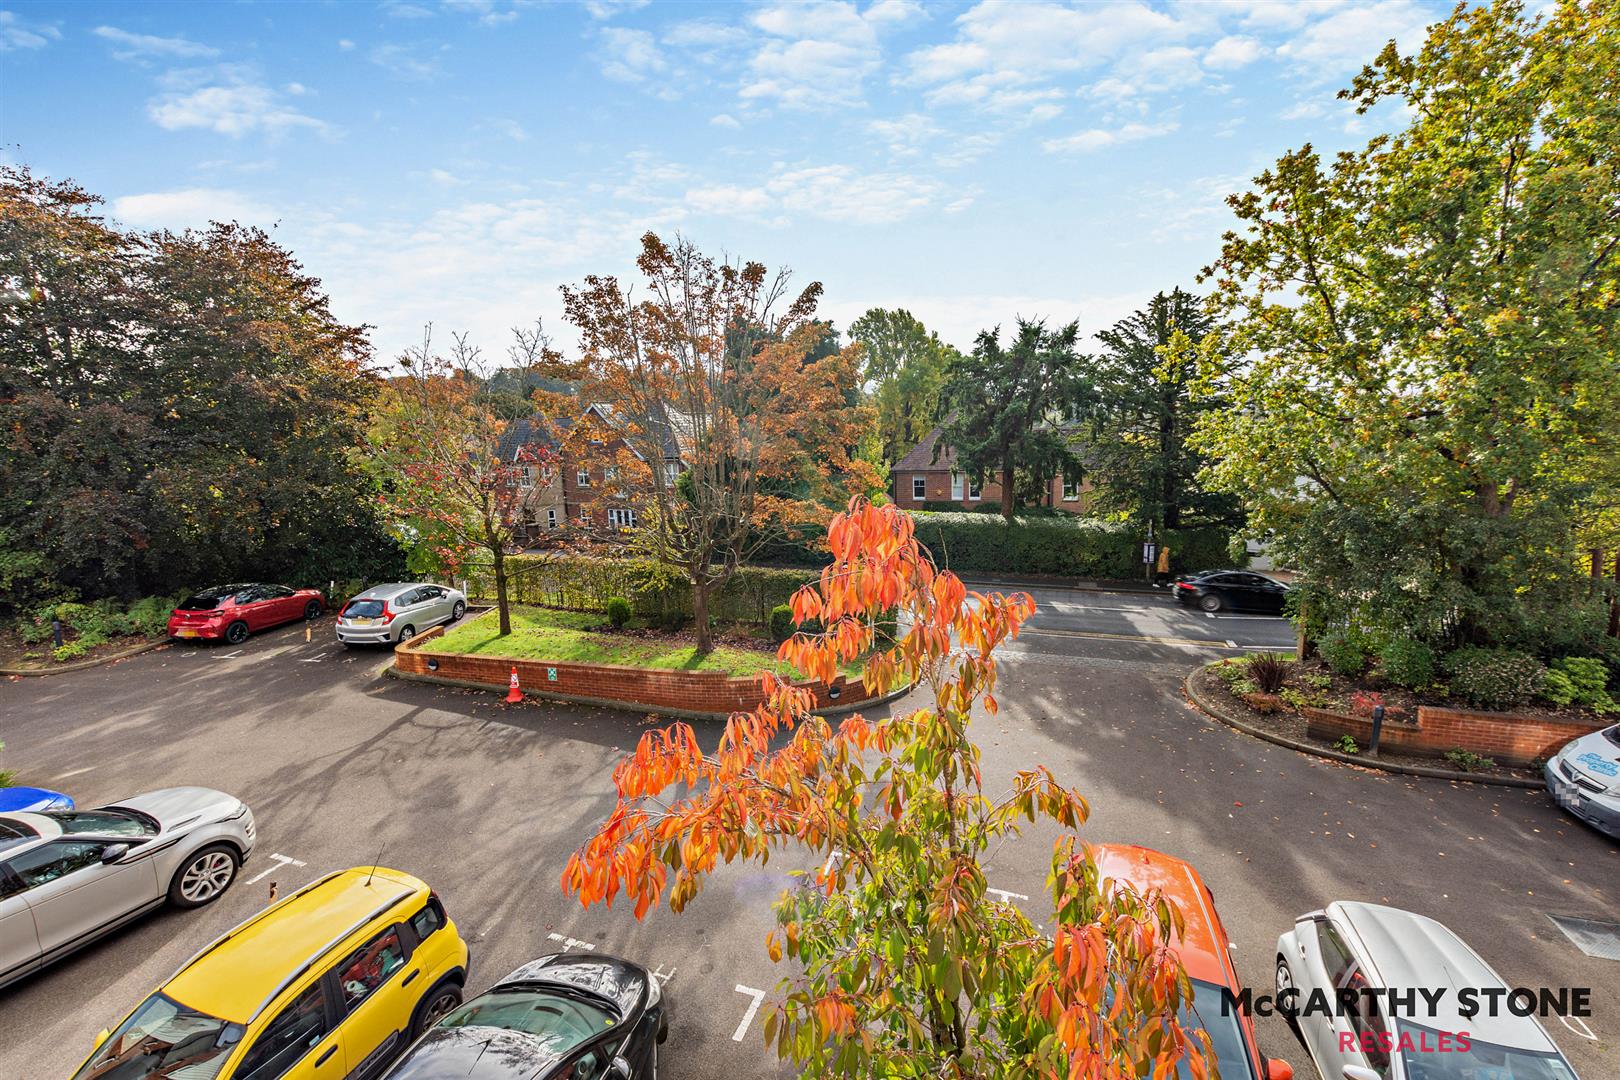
505 667 523 704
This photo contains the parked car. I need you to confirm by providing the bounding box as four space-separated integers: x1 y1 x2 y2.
383 952 668 1080
1275 902 1581 1080
169 583 325 645
1093 844 1292 1080
336 583 468 647
74 866 469 1080
0 786 73 813
1174 570 1291 614
1544 724 1620 838
1 787 254 991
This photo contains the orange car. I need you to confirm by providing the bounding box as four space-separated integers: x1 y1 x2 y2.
1092 843 1294 1080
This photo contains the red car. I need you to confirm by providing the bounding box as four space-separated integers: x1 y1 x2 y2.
1093 843 1294 1080
167 583 324 645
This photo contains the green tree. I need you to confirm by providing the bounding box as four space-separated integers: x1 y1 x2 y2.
1193 0 1620 648
849 308 958 466
1084 290 1240 534
942 319 1088 520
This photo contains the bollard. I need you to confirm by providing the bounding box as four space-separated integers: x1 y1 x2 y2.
51 618 63 649
1369 704 1386 757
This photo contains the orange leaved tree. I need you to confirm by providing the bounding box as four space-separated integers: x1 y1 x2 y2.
563 498 1213 1078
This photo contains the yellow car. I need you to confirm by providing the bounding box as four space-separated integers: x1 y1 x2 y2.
73 866 469 1080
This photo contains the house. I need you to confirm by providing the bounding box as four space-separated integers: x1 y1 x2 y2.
891 425 1094 512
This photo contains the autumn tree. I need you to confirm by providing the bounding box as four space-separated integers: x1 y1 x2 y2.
373 321 572 636
561 233 876 653
849 307 958 467
942 319 1089 519
563 498 1213 1078
1193 0 1620 650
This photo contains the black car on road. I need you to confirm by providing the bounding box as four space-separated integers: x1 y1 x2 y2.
1173 570 1290 614
383 952 668 1080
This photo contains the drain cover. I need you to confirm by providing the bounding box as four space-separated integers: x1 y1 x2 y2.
1547 914 1620 961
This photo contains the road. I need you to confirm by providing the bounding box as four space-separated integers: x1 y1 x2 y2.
0 588 1613 1079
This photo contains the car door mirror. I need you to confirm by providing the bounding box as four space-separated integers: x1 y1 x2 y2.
100 843 130 864
606 1057 633 1080
1265 1060 1293 1080
1343 1066 1380 1080
92 1029 110 1052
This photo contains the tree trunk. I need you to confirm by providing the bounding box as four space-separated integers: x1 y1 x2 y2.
693 576 712 654
999 463 1015 520
493 547 511 636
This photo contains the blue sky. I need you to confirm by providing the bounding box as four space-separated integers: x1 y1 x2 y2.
2 0 1448 362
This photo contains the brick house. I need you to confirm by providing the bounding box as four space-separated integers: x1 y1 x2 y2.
891 425 1094 512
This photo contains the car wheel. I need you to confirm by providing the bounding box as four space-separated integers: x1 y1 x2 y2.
397 624 417 644
451 600 466 621
1275 955 1299 1031
411 981 463 1037
1198 593 1222 613
224 620 250 645
169 844 240 908
303 599 322 620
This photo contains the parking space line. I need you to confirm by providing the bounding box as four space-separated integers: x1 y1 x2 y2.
1021 626 1244 649
245 852 307 885
53 766 95 781
987 887 1029 904
732 985 766 1042
547 932 596 951
212 651 244 660
1225 640 1239 648
651 963 677 986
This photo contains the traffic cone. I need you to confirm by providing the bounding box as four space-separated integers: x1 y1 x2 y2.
505 667 523 704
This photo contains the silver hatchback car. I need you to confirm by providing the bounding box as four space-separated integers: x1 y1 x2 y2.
1 787 255 990
336 582 468 646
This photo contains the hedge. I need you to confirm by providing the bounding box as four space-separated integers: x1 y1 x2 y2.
904 513 1241 579
466 555 821 625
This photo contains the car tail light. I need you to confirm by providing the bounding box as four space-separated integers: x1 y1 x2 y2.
1176 582 1195 591
381 601 393 620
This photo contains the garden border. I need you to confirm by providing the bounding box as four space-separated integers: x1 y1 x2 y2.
1183 663 1542 788
0 638 170 677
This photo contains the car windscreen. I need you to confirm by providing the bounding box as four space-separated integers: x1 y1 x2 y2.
1604 725 1620 750
72 993 244 1080
1397 1021 1578 1080
1176 979 1259 1080
343 600 386 618
0 817 40 855
40 810 158 838
442 986 617 1052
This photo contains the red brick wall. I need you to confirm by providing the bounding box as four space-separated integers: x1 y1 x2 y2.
896 470 1094 511
395 625 872 716
1302 704 1604 766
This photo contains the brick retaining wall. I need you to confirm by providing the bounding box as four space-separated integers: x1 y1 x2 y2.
394 624 870 716
1302 703 1604 766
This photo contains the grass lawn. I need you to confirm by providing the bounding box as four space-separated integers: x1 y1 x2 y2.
429 605 798 677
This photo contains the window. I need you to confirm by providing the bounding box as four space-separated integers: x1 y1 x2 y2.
234 586 264 604
576 468 591 488
1062 479 1080 501
411 897 446 943
77 993 244 1080
1315 922 1356 988
664 462 679 485
6 840 111 893
603 466 618 483
546 508 558 529
912 477 926 499
38 810 157 839
236 983 330 1080
519 464 538 490
951 472 964 500
608 508 637 529
968 479 982 500
264 585 295 599
1171 979 1260 1080
337 927 408 1009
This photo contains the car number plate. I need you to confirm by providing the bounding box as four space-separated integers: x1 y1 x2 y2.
177 629 200 638
350 617 374 626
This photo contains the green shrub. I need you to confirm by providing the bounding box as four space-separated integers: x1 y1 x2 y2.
769 604 795 642
907 512 1137 577
1445 647 1545 709
52 641 90 662
1444 748 1496 773
1378 638 1435 688
1318 630 1369 677
1280 687 1327 710
1302 673 1333 691
605 596 631 629
1540 669 1578 706
126 596 176 637
1333 735 1360 755
1542 656 1616 713
919 500 967 512
1230 677 1259 697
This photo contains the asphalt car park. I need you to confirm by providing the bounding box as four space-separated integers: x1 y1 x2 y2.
1 590 1615 1079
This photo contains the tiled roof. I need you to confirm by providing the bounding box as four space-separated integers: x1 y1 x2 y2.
893 426 958 472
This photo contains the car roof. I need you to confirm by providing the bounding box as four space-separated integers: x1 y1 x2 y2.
165 867 427 1024
1091 844 1232 986
1330 902 1560 1050
351 583 432 600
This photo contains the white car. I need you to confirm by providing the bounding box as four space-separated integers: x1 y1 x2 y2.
336 582 468 646
1544 724 1620 839
1275 902 1580 1080
0 787 255 990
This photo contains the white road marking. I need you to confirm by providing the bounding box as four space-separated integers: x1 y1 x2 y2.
651 963 677 986
732 985 766 1042
1556 1014 1597 1041
53 766 96 780
213 651 243 660
297 656 324 663
245 852 307 885
1225 640 1239 648
547 932 596 951
987 887 1029 904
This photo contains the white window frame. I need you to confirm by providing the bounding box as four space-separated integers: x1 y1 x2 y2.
912 476 926 500
576 468 591 488
608 508 637 528
664 461 679 485
951 472 964 501
546 508 557 529
968 478 982 500
1062 479 1080 501
604 466 618 483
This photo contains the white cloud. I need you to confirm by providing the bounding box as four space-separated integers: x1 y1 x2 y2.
684 183 776 216
1280 99 1327 121
111 188 274 230
428 168 462 187
583 0 651 19
148 76 334 138
868 113 942 156
906 1 1184 85
381 1 435 18
338 38 355 51
740 1 917 109
485 117 529 141
1042 120 1177 154
768 164 947 225
709 113 741 129
1204 35 1263 70
1275 1 1435 77
370 42 441 80
93 25 217 60
598 27 667 83
443 0 520 27
1090 46 1203 99
0 10 60 51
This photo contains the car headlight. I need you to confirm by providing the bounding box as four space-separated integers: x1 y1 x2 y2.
645 975 661 1008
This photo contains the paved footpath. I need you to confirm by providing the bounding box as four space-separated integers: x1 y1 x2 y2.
1 593 1614 1079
